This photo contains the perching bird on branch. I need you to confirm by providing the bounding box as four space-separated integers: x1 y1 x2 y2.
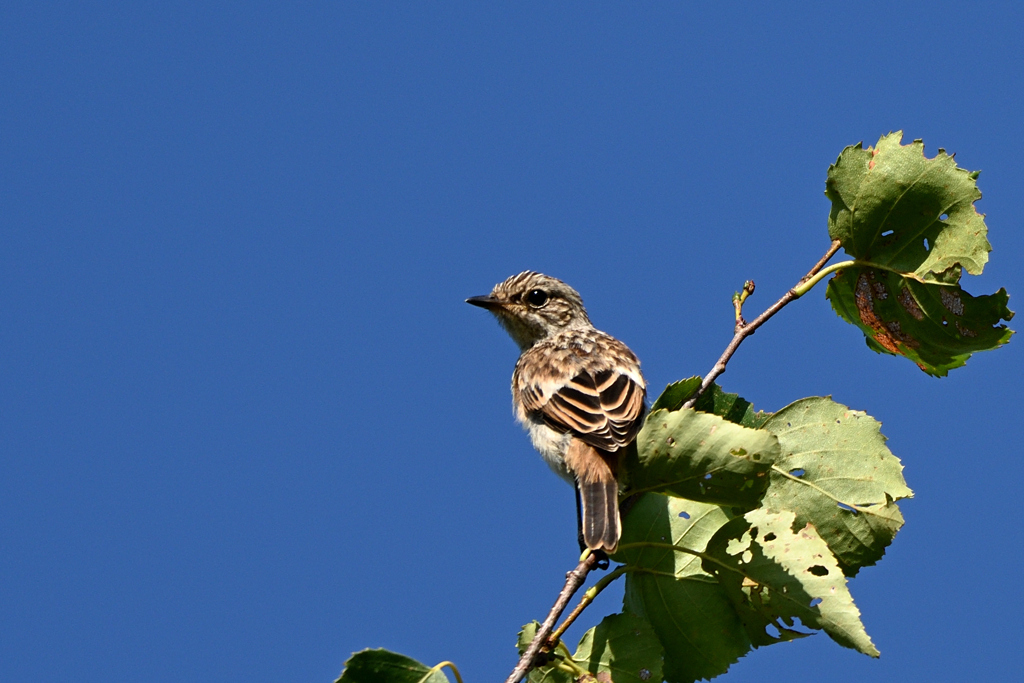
468 272 646 553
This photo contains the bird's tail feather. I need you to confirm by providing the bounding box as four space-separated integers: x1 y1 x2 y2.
566 439 621 553
579 478 621 553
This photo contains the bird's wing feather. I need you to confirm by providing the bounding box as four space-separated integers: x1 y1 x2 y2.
526 367 646 453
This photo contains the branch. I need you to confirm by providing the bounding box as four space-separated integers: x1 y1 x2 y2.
545 566 628 650
505 553 599 683
681 240 843 410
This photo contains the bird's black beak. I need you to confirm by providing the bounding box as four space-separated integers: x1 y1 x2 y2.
466 295 502 310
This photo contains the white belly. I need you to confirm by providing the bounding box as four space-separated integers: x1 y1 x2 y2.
523 415 574 484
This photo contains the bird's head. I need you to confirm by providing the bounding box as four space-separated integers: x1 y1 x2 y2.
467 271 591 350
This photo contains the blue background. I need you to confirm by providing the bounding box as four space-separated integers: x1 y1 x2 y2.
2 3 1021 681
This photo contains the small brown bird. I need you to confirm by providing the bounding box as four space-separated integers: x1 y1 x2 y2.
468 272 646 553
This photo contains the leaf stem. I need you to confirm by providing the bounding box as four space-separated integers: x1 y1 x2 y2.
615 541 745 577
553 642 588 677
431 661 464 683
682 240 843 410
545 566 628 649
791 260 856 297
505 553 599 683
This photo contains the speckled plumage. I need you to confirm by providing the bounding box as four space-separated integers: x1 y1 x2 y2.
468 272 646 552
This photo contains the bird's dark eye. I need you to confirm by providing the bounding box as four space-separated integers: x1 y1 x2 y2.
525 289 549 307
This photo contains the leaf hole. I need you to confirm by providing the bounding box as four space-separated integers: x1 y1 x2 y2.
940 213 948 221
678 511 690 519
808 565 829 576
789 468 805 477
923 237 930 251
666 436 674 445
881 229 894 237
704 473 713 480
763 532 777 542
765 624 781 639
837 502 858 515
809 597 822 607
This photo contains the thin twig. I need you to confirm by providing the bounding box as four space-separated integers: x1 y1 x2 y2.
546 566 628 649
681 240 843 410
505 553 599 683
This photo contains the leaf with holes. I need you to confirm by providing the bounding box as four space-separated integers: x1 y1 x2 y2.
572 612 664 683
625 408 780 507
826 131 990 283
824 132 1014 374
827 267 1013 376
704 508 878 657
337 650 452 683
617 494 751 683
759 397 912 576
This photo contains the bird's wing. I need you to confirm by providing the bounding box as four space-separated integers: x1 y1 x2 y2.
521 367 646 453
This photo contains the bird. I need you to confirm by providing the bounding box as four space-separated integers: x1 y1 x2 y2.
467 271 646 553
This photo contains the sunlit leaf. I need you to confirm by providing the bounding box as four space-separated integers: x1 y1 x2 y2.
704 509 878 657
759 397 912 575
824 132 1013 373
826 131 989 283
626 408 780 507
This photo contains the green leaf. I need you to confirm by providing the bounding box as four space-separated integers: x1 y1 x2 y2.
704 508 878 657
573 612 664 683
827 266 1013 376
826 131 990 282
824 132 1013 374
759 397 912 575
649 379 771 428
626 408 781 507
516 623 573 683
618 494 752 682
692 385 771 428
337 650 450 683
649 377 701 412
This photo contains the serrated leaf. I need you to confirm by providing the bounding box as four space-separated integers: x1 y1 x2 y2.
572 612 664 683
517 621 540 654
618 494 751 682
759 398 912 576
649 380 771 428
704 509 878 657
337 650 450 683
824 133 1014 374
626 408 780 507
650 377 701 412
826 131 990 282
692 385 771 428
516 622 573 683
827 266 1013 376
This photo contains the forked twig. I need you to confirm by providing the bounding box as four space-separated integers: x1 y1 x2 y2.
505 553 599 683
681 240 843 410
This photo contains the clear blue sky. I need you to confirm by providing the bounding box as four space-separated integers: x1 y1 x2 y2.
2 3 1021 682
